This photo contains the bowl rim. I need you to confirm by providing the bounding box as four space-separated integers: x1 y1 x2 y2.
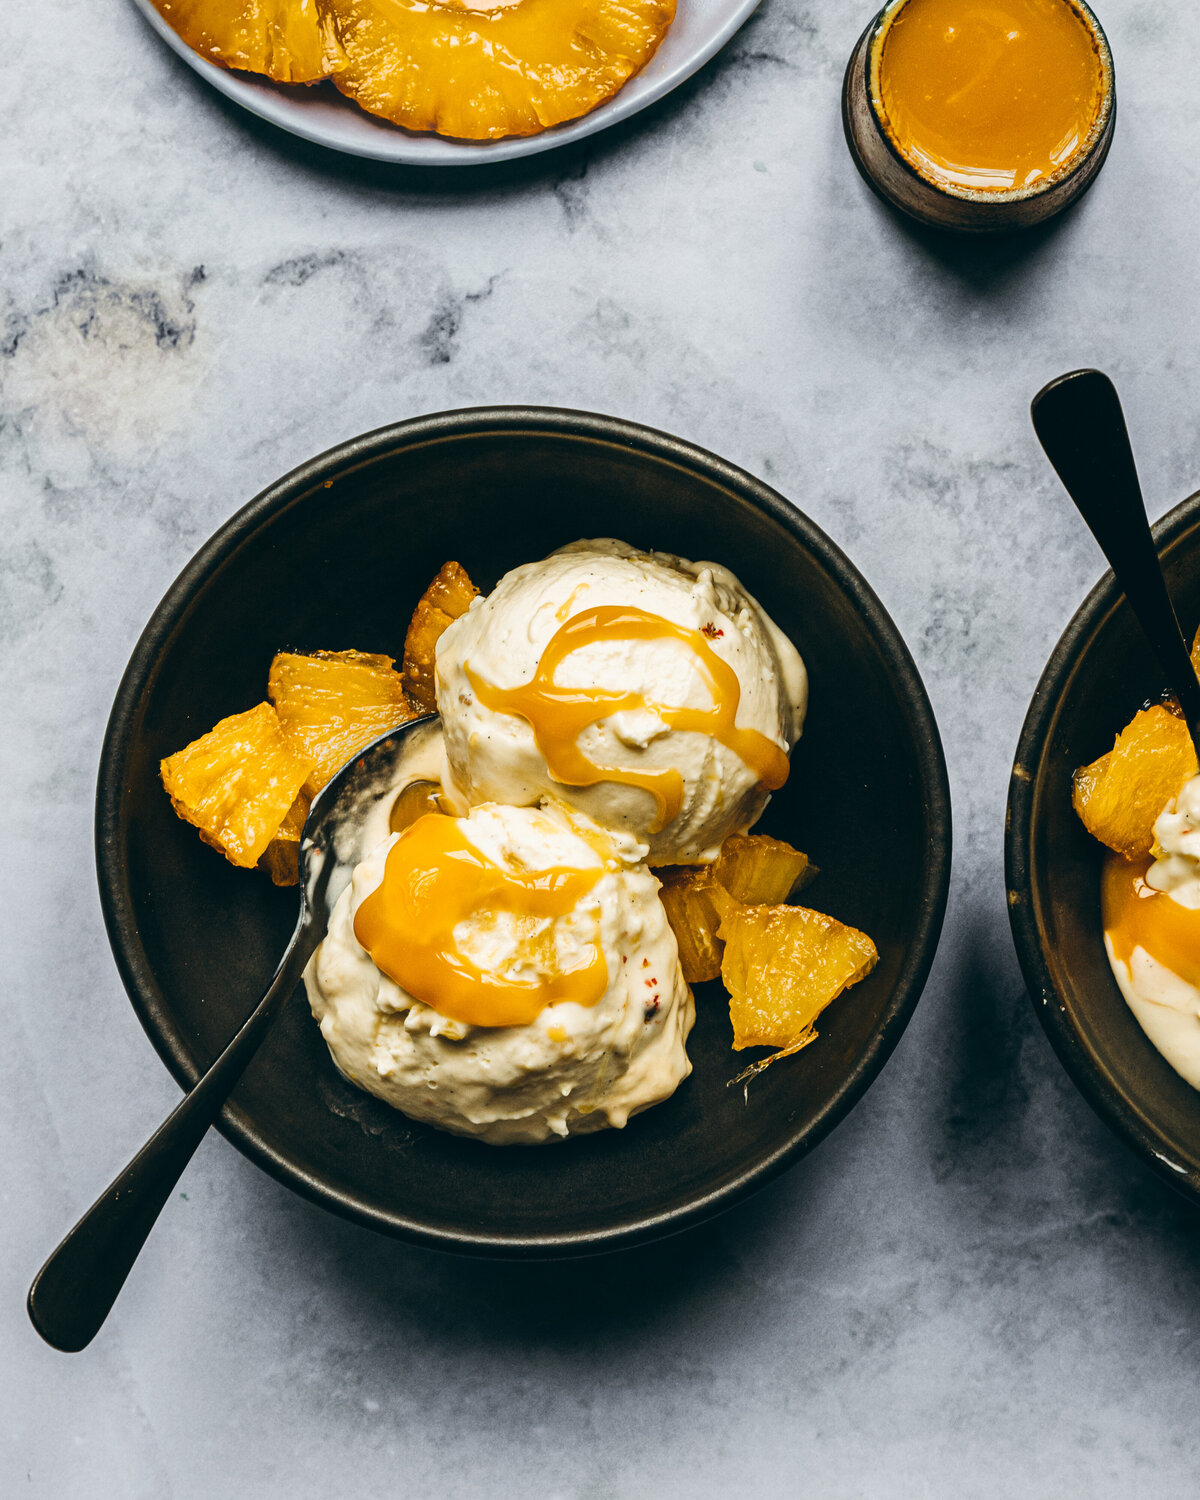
96 405 953 1256
1006 487 1200 1203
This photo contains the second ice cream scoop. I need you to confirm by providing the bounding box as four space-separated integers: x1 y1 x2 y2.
435 539 808 865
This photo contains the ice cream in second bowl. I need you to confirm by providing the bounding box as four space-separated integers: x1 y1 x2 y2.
436 539 808 865
1072 681 1200 1091
1102 774 1200 1091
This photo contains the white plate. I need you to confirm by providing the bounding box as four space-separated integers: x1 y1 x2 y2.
131 0 761 165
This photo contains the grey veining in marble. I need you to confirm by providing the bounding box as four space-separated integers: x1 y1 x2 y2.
4 0 1200 1494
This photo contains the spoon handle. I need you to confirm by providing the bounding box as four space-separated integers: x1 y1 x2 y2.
27 926 319 1352
1031 368 1200 748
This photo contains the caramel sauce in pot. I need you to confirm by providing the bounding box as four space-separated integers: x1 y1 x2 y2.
877 0 1105 193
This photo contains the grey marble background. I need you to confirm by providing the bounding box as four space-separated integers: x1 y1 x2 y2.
5 0 1199 1494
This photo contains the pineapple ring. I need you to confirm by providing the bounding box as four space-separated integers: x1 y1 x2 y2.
150 0 342 84
318 0 677 140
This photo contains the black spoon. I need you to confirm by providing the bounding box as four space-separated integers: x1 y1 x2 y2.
28 715 437 1353
1031 368 1200 759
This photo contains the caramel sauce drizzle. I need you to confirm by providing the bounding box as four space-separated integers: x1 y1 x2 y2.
1103 852 1200 992
466 605 791 832
354 812 608 1029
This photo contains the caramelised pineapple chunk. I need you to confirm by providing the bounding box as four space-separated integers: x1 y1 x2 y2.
257 791 311 887
318 0 675 141
151 0 342 83
657 833 814 983
1073 703 1197 860
402 562 479 710
269 649 420 798
712 833 816 906
720 904 878 1057
161 702 313 869
656 867 728 983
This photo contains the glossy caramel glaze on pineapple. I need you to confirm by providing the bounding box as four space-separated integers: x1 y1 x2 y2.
269 649 420 798
402 561 479 710
720 904 878 1057
712 833 816 906
656 834 814 984
318 0 676 141
151 0 343 83
161 702 314 869
1073 702 1197 861
656 868 727 983
257 790 311 886
655 832 876 1074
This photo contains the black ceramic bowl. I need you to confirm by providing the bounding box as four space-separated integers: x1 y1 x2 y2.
98 407 951 1255
1008 490 1200 1203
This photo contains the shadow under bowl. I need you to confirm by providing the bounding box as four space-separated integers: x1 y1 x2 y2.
1007 489 1200 1202
98 406 951 1255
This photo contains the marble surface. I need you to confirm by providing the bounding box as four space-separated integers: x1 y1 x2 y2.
5 0 1200 1494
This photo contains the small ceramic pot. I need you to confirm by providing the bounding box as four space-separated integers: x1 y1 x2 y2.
842 0 1116 233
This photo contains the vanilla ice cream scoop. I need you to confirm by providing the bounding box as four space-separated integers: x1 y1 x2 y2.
1102 774 1200 1091
435 539 807 865
304 800 693 1144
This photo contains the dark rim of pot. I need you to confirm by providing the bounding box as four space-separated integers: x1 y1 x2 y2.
97 405 953 1257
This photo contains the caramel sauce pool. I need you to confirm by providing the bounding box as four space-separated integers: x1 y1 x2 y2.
466 604 791 831
1103 853 1200 992
878 0 1105 193
354 813 608 1029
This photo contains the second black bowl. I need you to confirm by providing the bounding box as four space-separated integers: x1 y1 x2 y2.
98 407 951 1254
1008 489 1200 1203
